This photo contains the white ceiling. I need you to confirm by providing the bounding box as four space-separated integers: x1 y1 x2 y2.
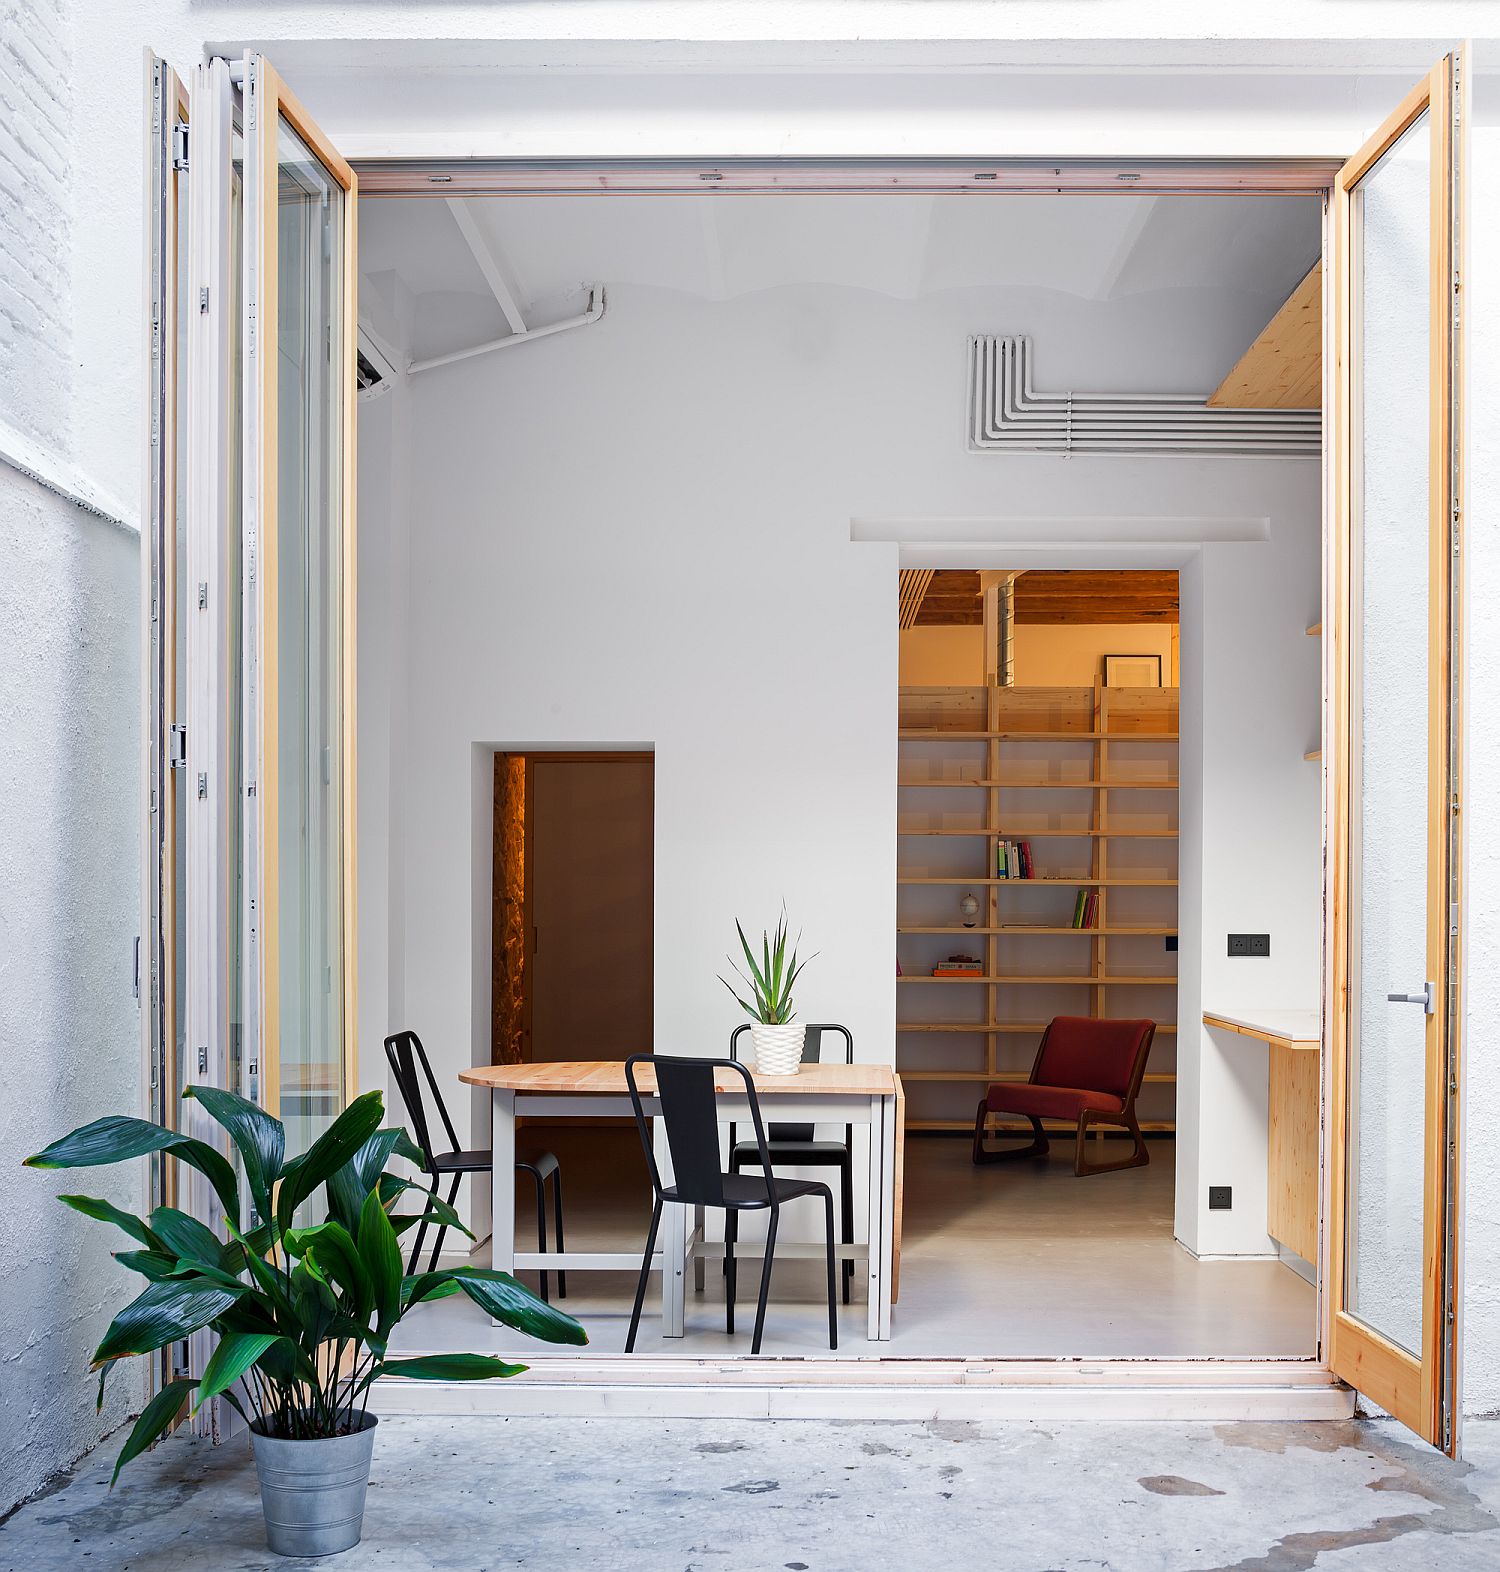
360 192 1320 357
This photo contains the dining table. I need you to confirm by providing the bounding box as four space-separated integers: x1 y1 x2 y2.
458 1059 901 1341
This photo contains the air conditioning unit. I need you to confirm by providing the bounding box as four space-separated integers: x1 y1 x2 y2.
356 324 400 401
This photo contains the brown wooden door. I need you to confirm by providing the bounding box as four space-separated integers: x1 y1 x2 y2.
527 756 654 1063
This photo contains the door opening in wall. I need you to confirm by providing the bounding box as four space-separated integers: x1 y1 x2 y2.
151 43 1465 1443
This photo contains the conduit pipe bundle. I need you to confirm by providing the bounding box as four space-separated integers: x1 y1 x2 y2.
969 336 1320 456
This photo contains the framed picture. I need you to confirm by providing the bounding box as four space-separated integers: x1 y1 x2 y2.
1103 653 1163 688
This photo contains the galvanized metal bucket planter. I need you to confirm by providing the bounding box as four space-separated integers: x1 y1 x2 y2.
251 1414 378 1558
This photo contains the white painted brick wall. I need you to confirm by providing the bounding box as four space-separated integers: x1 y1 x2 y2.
0 0 74 448
0 0 144 1517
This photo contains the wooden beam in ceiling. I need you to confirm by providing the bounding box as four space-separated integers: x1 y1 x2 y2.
898 568 935 630
912 569 1178 627
1207 261 1322 410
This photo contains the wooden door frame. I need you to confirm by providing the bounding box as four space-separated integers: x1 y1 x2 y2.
1325 51 1465 1450
243 54 360 1122
342 148 1470 1416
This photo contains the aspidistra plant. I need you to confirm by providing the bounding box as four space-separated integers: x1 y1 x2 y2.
25 1087 587 1482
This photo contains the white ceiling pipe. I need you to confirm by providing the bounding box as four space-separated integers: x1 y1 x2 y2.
987 338 1320 437
407 287 607 375
970 336 1319 455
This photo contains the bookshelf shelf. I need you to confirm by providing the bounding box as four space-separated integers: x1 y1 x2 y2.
898 876 1178 887
899 974 1177 986
898 778 1178 790
900 728 1179 741
896 1021 1178 1034
898 925 1177 936
897 826 1178 838
897 682 1180 1133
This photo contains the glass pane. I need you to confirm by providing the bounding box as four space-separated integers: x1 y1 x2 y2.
274 116 345 1154
1346 110 1431 1356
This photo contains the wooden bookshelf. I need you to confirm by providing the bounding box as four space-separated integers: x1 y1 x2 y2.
898 683 1180 1134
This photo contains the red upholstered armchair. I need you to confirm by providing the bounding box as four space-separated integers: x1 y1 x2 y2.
972 1016 1156 1177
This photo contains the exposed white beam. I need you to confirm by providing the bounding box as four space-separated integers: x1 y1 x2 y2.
445 198 528 334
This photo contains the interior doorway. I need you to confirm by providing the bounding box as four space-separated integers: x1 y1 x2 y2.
896 568 1312 1357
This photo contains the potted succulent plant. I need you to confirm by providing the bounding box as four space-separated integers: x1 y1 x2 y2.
719 909 816 1075
25 1086 587 1559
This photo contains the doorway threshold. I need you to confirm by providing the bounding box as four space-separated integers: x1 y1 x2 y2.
375 1356 1351 1422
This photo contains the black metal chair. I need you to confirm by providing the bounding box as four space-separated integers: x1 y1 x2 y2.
623 1054 838 1356
729 1022 855 1304
383 1030 566 1300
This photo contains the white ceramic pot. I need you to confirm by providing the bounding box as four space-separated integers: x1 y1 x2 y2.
750 1022 806 1076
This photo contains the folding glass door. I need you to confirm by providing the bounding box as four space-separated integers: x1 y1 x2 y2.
144 52 358 1218
1328 50 1465 1454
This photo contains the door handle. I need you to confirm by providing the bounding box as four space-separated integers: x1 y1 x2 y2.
1386 982 1435 1015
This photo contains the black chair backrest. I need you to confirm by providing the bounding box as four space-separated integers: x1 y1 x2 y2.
383 1030 459 1176
625 1054 772 1208
729 1022 854 1143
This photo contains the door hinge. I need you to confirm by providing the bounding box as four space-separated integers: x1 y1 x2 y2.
169 724 187 769
172 123 189 171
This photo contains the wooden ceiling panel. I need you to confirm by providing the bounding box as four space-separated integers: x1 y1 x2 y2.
1207 261 1322 410
910 570 1178 627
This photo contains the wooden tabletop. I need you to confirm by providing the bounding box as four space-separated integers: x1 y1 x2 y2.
460 1060 898 1096
1203 1009 1320 1053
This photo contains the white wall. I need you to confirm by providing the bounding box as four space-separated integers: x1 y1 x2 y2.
0 0 143 1514
377 278 1322 1262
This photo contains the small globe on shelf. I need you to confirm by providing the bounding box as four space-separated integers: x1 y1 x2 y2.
959 892 980 928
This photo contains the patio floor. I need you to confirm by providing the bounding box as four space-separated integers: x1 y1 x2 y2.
3 1414 1498 1570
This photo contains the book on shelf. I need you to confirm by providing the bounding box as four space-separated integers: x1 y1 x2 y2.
1070 889 1100 929
996 839 1033 879
933 953 983 977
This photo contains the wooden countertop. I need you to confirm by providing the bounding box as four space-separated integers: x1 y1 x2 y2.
460 1061 899 1096
1202 1009 1320 1053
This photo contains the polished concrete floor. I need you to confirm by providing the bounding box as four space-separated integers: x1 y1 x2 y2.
5 1415 1498 1570
393 1132 1315 1360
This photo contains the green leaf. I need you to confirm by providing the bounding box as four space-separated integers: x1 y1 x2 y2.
390 1129 427 1168
327 1127 402 1234
401 1272 464 1310
59 1195 161 1251
195 1332 279 1412
276 1091 385 1232
446 1268 589 1346
27 1117 240 1225
183 1086 285 1223
380 1354 527 1381
148 1206 226 1270
111 1378 195 1487
113 1249 183 1282
95 1358 119 1413
92 1277 246 1367
357 1184 404 1334
291 1221 373 1321
379 1176 472 1239
223 1217 296 1322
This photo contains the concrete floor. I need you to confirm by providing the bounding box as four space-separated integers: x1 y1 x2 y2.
397 1132 1314 1361
4 1415 1500 1570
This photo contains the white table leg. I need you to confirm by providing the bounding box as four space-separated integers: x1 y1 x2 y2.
693 1204 706 1293
492 1088 516 1277
878 1092 896 1340
865 1095 883 1341
664 1200 687 1335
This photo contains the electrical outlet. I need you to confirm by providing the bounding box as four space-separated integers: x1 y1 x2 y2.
1227 933 1270 958
1209 1186 1233 1211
